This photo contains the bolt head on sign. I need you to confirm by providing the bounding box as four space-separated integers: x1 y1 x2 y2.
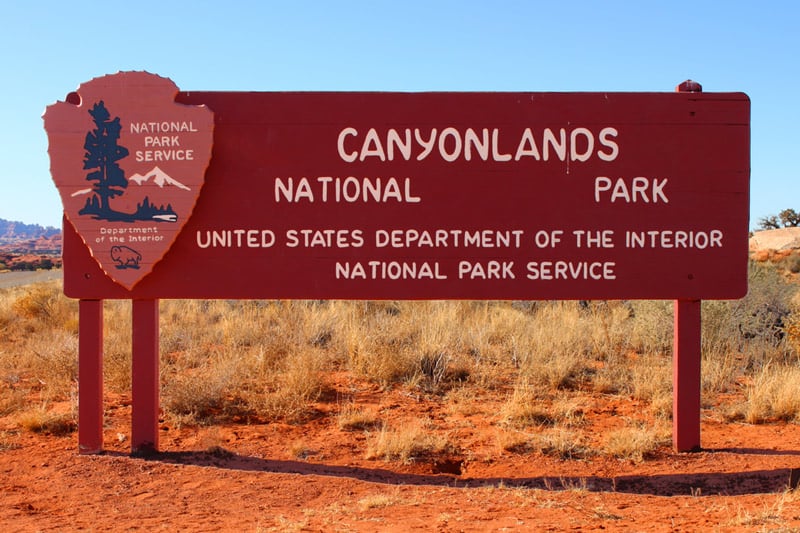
44 72 214 290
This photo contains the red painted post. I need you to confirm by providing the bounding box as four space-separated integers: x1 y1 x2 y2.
78 299 104 454
672 79 704 453
673 299 702 452
131 299 160 453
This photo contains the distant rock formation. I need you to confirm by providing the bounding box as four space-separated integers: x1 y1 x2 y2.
749 227 800 262
750 227 800 251
0 218 62 270
0 218 60 243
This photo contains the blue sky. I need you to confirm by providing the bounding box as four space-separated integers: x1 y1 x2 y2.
1 1 796 229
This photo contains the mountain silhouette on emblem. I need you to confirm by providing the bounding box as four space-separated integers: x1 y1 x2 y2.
128 166 191 191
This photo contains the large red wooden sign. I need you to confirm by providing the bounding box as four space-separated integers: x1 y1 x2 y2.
55 78 749 300
45 73 750 454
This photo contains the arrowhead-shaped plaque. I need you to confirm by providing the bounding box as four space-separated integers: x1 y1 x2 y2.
44 72 213 290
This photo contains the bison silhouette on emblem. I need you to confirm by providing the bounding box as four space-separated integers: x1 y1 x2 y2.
110 246 142 269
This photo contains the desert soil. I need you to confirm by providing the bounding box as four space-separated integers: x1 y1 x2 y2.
2 378 800 532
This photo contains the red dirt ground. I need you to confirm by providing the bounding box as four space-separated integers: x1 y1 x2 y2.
3 374 800 532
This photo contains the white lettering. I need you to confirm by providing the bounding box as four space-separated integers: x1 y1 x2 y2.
359 128 386 161
387 129 411 161
338 126 620 163
336 261 447 280
542 128 566 161
415 128 437 160
438 127 462 162
597 127 619 161
134 149 193 162
338 127 358 162
570 127 593 162
458 261 515 280
130 121 197 134
625 230 723 249
595 177 669 203
464 128 489 161
275 177 420 203
526 261 616 280
514 128 541 161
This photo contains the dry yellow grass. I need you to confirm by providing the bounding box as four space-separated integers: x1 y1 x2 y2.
365 421 457 463
0 258 798 463
357 492 403 511
744 364 800 423
337 403 380 431
602 424 669 462
530 427 591 460
15 405 76 435
499 384 586 429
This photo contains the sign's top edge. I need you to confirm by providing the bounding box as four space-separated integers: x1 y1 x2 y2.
67 71 749 99
177 90 749 97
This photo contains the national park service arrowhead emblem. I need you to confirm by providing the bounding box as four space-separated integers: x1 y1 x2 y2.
44 72 213 290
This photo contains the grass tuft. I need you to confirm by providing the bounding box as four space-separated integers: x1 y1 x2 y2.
365 422 458 464
744 364 800 423
337 404 380 431
16 407 76 435
603 425 666 462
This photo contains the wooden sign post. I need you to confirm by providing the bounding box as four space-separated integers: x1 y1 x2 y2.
47 74 750 454
77 299 103 454
672 79 705 453
674 299 702 452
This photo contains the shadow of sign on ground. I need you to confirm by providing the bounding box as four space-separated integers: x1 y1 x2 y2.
120 449 799 497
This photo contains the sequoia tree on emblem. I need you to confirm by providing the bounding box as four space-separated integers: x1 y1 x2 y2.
44 72 214 289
